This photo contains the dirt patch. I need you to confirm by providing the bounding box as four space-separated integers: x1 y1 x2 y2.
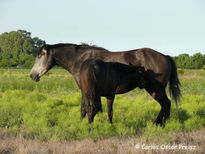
0 128 204 154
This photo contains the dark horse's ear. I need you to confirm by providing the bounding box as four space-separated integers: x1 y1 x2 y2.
42 41 47 49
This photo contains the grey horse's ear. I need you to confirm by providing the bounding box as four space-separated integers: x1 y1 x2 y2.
42 41 46 49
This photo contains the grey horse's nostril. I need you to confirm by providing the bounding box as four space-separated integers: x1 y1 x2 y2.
30 74 33 79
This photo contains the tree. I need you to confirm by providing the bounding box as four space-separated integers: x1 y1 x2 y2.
175 53 190 68
0 30 42 67
0 47 2 60
189 53 204 69
174 52 205 69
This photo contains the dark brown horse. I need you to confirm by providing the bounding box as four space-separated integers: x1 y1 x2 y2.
80 59 146 124
30 41 181 126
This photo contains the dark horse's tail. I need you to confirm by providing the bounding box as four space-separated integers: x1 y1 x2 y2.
87 64 97 101
87 61 103 112
166 56 181 106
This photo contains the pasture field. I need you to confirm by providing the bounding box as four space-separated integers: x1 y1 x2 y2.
0 68 204 153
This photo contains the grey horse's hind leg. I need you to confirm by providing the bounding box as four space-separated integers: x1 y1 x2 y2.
145 86 171 126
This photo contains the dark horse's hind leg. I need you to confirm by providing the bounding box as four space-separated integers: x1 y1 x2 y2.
145 86 171 126
106 95 115 123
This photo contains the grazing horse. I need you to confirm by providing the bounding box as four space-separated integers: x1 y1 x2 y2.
80 59 146 124
30 41 181 126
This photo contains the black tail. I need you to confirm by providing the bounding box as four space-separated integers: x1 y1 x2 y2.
87 63 103 112
166 56 181 106
87 64 97 101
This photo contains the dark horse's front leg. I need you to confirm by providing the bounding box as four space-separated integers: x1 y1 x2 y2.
106 95 115 123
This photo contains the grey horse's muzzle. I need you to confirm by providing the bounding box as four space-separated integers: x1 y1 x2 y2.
30 72 40 82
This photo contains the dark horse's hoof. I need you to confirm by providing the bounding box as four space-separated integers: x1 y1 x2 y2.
154 120 165 127
80 114 87 121
80 116 85 120
88 124 94 133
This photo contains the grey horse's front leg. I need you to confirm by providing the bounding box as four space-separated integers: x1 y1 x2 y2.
81 93 87 120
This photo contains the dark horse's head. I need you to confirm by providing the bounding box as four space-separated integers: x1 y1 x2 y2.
30 41 56 82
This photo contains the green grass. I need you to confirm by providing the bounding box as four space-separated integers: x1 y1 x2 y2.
0 68 204 141
180 78 205 95
181 69 205 76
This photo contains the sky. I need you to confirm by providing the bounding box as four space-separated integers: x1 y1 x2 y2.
0 0 205 56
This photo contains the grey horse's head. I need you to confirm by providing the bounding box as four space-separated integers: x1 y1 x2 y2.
30 41 55 82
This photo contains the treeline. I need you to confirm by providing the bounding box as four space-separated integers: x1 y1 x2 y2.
0 30 205 69
0 30 42 68
173 53 205 69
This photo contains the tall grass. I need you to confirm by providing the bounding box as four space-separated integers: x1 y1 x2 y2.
0 69 204 141
0 90 204 141
0 70 78 95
